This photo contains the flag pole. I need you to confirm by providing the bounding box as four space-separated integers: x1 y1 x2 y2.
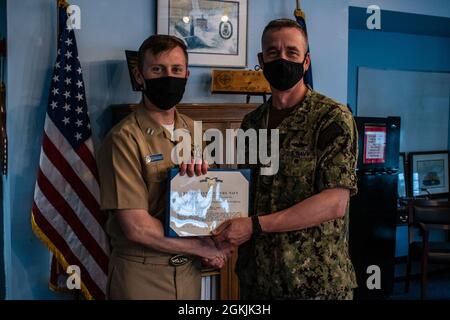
294 0 305 21
293 0 313 88
54 0 86 301
57 0 69 9
56 0 69 39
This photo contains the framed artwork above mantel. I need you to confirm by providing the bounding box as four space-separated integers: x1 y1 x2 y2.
157 0 248 67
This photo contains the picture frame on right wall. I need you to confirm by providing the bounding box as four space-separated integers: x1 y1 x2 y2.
409 151 449 198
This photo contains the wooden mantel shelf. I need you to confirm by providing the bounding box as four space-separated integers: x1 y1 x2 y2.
110 103 260 126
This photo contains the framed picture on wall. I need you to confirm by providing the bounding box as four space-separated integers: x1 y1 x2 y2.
398 152 408 198
157 0 248 67
409 151 449 198
124 50 140 92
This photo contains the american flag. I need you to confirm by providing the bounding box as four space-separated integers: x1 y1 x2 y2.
31 4 109 300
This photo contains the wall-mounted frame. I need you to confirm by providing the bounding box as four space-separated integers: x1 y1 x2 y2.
124 50 140 92
409 151 449 198
157 0 248 67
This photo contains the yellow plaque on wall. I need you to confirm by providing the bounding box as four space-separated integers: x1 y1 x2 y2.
211 69 271 94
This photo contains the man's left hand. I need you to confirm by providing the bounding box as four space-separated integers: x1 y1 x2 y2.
212 217 252 247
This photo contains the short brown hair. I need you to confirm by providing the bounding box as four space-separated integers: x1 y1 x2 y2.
137 34 188 71
262 19 309 52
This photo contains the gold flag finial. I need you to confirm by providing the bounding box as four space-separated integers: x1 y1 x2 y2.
294 0 305 19
56 0 69 39
57 0 69 9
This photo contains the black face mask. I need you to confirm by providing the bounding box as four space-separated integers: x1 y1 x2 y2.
142 76 187 110
262 56 307 91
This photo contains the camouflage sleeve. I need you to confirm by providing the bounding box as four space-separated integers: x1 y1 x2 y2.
315 107 358 196
240 113 251 131
238 113 260 206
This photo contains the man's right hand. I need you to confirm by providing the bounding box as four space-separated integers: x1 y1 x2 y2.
197 237 234 269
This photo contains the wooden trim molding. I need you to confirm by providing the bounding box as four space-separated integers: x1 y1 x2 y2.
110 103 259 126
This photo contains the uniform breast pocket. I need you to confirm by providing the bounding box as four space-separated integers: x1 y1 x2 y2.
280 147 316 177
143 162 171 216
144 163 166 183
278 147 317 203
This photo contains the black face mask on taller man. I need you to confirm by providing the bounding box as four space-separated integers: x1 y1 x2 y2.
262 54 308 91
142 76 187 111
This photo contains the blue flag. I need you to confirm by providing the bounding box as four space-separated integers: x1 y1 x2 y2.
294 8 313 88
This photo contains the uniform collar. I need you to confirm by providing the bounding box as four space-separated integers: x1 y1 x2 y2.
269 86 314 131
135 102 189 140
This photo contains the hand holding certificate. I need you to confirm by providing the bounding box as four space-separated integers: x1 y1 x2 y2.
165 168 251 237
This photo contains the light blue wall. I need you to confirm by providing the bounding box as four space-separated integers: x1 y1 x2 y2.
3 0 450 299
347 12 450 259
4 0 154 300
0 0 5 39
0 0 5 300
348 30 450 114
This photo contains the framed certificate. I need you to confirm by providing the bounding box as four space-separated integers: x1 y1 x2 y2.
165 168 251 237
409 151 449 198
363 125 387 164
